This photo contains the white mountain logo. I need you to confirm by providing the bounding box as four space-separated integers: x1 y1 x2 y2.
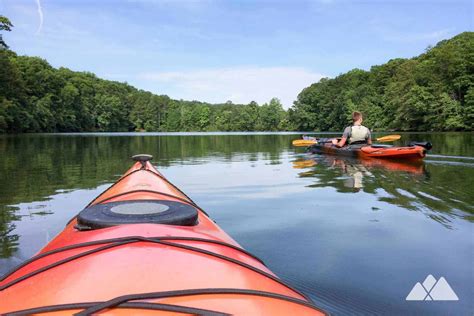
406 275 459 301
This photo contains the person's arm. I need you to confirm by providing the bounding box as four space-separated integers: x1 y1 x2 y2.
332 127 350 147
334 137 347 147
367 129 372 145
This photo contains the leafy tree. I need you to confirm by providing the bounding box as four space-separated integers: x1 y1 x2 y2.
215 110 233 131
0 16 13 49
34 94 55 131
258 98 285 131
464 87 474 130
195 105 211 131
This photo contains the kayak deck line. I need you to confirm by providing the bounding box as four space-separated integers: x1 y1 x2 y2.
0 235 267 285
76 288 328 316
84 190 207 217
0 156 328 315
5 301 229 316
5 288 330 316
1 236 282 294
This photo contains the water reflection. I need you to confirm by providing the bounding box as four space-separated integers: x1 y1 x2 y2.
0 134 291 206
292 154 473 229
294 156 426 189
0 206 20 259
1 134 473 260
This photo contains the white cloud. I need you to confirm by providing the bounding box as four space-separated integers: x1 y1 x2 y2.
139 66 325 108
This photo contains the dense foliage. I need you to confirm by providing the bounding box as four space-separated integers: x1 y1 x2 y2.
0 48 289 133
0 16 289 133
291 32 474 131
0 14 472 132
0 51 289 133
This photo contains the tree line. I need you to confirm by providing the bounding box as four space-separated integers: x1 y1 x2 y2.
0 15 472 133
0 50 288 133
0 47 288 133
290 32 474 131
0 16 289 133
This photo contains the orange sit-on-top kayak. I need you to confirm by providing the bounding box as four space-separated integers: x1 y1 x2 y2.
0 155 327 315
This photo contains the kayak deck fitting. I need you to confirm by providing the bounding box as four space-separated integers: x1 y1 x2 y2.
0 155 327 315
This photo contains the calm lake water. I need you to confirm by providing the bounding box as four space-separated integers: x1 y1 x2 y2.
0 132 473 315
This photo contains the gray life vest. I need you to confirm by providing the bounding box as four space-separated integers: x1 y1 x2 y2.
349 125 370 144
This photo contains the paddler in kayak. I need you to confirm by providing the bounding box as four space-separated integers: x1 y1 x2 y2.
332 111 372 147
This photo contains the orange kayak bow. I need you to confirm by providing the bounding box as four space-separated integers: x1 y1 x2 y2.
0 155 327 315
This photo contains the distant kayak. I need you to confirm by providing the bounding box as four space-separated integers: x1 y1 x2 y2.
293 134 402 148
308 138 431 160
0 155 327 315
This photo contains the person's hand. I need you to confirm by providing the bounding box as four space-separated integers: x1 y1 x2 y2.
331 139 338 145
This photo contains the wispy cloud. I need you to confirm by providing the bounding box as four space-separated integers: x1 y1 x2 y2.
34 0 43 34
139 66 325 108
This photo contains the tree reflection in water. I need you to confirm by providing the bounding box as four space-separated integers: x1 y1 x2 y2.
292 154 473 229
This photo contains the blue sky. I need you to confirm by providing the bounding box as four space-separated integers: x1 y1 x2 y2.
1 0 472 108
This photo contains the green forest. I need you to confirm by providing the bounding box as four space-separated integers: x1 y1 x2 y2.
290 32 474 132
0 15 473 133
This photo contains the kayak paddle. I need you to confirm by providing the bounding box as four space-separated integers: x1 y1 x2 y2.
376 135 401 142
294 135 401 147
292 139 317 147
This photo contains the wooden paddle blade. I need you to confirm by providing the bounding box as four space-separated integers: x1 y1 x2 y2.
292 139 317 147
376 135 401 142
